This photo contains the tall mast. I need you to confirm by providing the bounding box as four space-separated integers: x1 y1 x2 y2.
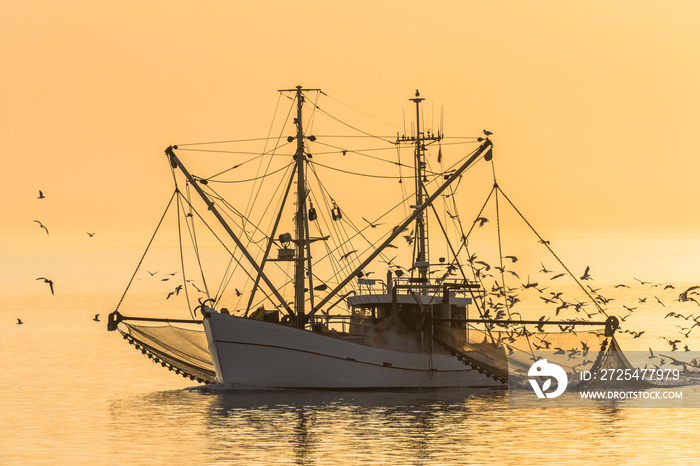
278 86 320 328
404 91 441 284
293 86 306 327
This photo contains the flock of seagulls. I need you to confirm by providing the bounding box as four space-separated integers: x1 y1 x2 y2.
140 270 207 301
442 212 700 373
18 190 98 326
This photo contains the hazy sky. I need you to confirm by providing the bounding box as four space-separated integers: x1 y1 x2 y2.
2 1 699 245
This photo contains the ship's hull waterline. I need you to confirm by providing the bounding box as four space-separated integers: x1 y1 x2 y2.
203 312 503 389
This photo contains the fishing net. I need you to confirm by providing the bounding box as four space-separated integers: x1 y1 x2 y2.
433 323 633 386
119 323 216 383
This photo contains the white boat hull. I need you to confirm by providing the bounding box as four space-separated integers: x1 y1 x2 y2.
203 311 503 389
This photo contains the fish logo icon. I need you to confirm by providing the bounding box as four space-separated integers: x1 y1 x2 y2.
528 359 568 399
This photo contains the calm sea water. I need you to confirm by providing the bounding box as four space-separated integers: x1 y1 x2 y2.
3 237 700 464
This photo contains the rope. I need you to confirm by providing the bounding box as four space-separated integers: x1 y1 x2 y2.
175 136 284 146
175 192 194 318
114 192 177 313
312 162 404 179
311 103 397 145
495 186 608 317
183 183 211 299
207 162 293 184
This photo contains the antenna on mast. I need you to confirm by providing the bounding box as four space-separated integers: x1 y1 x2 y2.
395 90 443 286
277 85 321 328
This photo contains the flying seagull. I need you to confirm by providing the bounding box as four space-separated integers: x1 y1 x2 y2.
86 232 95 237
93 314 100 322
580 266 592 281
36 277 54 295
474 217 489 227
17 318 23 325
34 220 49 235
362 217 383 228
340 250 358 261
37 190 45 199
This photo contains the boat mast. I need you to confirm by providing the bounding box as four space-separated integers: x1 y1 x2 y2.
407 91 441 285
311 137 493 318
293 86 306 328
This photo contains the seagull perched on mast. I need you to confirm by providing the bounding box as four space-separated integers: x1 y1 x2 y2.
483 130 493 136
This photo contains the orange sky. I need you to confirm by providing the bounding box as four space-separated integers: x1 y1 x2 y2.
2 1 699 246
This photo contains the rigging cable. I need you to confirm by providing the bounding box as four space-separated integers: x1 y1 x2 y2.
242 93 294 236
113 191 177 314
175 136 287 147
175 191 195 319
489 160 536 355
310 102 397 145
496 186 608 317
320 91 402 132
180 184 212 301
175 192 280 311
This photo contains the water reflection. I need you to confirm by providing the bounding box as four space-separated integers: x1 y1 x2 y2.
106 387 700 465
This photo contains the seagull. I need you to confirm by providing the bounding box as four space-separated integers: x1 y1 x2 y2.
86 232 95 237
93 314 100 322
34 220 49 235
483 130 493 136
504 255 518 263
37 190 46 199
186 280 205 293
539 263 552 273
340 250 358 260
235 288 242 297
17 318 23 325
474 217 489 227
36 277 54 295
580 266 592 281
147 271 158 276
362 217 383 228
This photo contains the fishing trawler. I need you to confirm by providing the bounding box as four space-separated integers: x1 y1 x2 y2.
109 86 622 389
